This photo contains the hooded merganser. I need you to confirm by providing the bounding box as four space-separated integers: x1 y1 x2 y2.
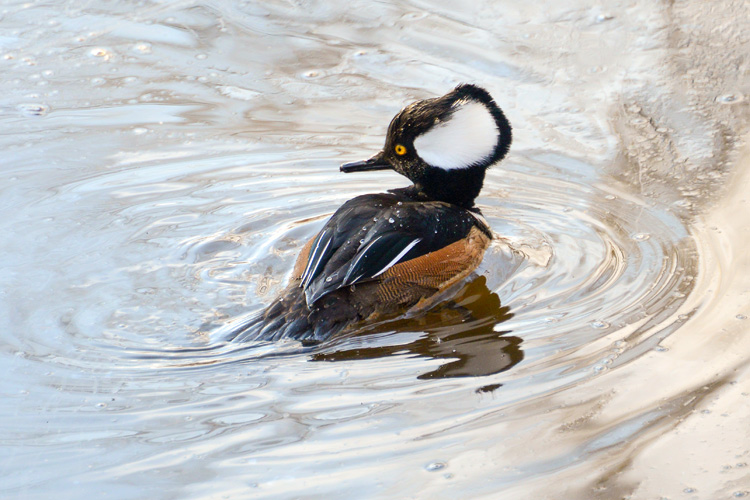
231 84 512 343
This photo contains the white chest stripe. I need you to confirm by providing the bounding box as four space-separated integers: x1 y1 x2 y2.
372 237 422 277
469 211 489 229
413 100 499 170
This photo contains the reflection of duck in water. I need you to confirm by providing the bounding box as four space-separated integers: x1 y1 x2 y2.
231 84 512 343
312 275 523 380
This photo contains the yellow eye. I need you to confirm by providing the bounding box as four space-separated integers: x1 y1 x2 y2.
394 144 407 156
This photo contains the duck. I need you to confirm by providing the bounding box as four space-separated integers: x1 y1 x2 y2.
230 84 512 343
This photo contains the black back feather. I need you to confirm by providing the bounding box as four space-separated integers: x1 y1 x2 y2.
302 188 488 305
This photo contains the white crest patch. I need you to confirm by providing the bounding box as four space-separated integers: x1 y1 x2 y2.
413 99 499 170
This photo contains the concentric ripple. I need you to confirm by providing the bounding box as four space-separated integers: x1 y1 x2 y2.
479 153 696 380
5 0 748 497
0 123 699 500
9 143 693 384
199 150 697 386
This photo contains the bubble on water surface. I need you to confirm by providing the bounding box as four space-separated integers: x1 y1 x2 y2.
717 93 744 104
17 103 49 116
89 47 112 60
133 42 152 54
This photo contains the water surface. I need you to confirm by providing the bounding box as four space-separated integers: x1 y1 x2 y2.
1 1 749 499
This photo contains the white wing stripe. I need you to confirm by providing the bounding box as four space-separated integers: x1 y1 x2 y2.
372 238 422 277
302 231 331 287
343 235 383 285
301 230 326 284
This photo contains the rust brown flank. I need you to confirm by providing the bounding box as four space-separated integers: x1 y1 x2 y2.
291 226 490 314
375 226 490 305
291 236 315 282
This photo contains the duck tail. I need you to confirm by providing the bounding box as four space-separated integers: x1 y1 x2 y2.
226 284 313 342
225 280 367 343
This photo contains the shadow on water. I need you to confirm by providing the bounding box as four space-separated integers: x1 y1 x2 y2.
312 275 523 380
123 276 522 381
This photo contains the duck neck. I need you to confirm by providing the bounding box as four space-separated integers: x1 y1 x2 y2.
411 166 485 208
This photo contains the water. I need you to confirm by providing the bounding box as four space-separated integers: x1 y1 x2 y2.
2 1 749 498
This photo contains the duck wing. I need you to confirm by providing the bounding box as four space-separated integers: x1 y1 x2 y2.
298 193 488 306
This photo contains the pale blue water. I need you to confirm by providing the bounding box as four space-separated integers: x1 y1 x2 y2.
1 1 749 499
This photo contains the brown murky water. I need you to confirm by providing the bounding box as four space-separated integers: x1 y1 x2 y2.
1 1 749 499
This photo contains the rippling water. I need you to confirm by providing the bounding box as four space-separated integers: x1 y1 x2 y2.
2 1 749 499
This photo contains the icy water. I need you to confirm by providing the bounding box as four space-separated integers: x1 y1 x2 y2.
2 1 750 499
